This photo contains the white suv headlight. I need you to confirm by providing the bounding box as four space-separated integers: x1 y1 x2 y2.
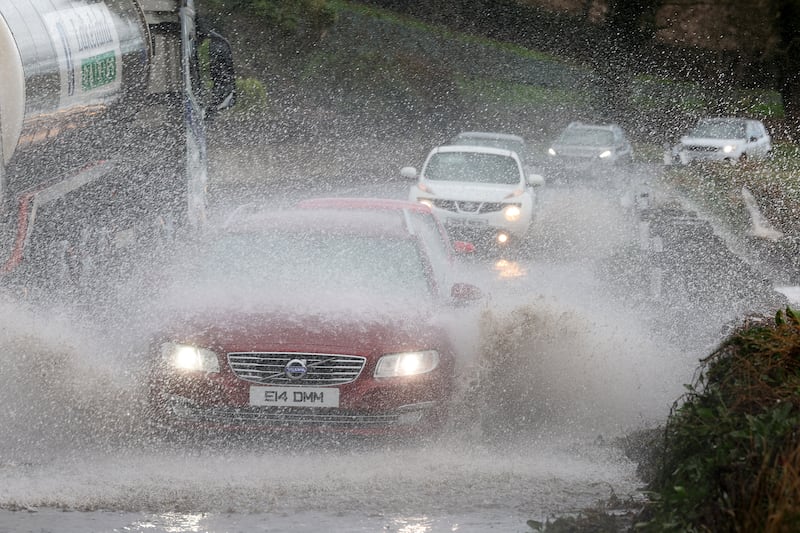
375 350 439 378
503 204 522 222
723 144 736 153
161 342 220 373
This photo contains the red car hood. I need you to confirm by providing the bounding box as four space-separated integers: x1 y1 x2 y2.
155 308 450 357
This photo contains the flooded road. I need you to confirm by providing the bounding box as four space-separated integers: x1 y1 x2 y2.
0 429 641 532
0 156 781 532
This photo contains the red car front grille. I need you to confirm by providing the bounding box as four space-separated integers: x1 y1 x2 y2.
171 405 405 427
227 352 366 385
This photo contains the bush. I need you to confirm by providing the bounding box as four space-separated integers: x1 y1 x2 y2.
203 0 335 35
640 308 800 532
232 77 268 112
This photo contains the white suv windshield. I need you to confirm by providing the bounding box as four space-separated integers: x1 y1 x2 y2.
424 152 521 185
689 121 746 139
559 128 613 146
453 137 525 154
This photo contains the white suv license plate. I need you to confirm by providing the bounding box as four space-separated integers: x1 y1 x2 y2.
249 386 340 408
449 218 488 228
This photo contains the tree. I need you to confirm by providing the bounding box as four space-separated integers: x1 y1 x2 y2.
592 0 662 123
772 0 800 131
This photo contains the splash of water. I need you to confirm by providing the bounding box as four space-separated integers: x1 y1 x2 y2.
742 186 783 241
0 295 149 462
456 296 688 441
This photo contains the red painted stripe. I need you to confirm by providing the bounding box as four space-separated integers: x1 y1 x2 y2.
1 192 33 275
0 160 109 276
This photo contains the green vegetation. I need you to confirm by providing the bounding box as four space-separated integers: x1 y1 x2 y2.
660 152 800 237
197 38 266 115
638 309 800 532
204 0 335 34
232 77 268 112
332 1 557 62
631 76 785 120
321 1 579 117
738 91 785 119
457 77 590 107
330 0 433 33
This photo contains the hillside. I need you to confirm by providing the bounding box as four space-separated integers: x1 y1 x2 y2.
206 2 624 184
206 1 785 157
206 2 798 271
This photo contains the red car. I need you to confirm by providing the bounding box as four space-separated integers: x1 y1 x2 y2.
147 207 482 436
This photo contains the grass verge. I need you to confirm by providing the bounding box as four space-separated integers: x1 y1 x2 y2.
659 148 800 239
637 308 800 532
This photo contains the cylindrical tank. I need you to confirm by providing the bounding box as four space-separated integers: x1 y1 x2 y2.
0 0 151 167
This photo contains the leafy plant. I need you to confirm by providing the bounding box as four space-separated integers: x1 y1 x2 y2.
203 0 335 35
232 77 268 112
639 309 800 532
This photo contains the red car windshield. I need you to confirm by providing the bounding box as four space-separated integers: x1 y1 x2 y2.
171 229 434 302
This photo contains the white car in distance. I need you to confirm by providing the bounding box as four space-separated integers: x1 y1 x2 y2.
402 145 544 247
666 117 772 165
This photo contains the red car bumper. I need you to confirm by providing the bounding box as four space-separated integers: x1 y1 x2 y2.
148 360 453 436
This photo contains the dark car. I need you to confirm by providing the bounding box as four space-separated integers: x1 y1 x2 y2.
146 208 482 436
547 122 633 178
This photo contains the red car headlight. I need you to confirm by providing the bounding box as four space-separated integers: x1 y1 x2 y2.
374 350 440 378
161 342 220 373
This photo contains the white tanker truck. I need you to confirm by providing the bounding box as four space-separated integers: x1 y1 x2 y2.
0 0 234 289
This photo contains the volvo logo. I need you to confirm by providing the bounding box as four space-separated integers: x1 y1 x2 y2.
284 359 308 380
458 201 480 213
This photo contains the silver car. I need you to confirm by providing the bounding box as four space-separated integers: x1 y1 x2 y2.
666 117 772 165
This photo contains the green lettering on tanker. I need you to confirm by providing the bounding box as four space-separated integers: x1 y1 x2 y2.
81 51 117 91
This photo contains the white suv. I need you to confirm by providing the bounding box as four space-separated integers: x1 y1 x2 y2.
402 145 544 246
666 117 772 165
